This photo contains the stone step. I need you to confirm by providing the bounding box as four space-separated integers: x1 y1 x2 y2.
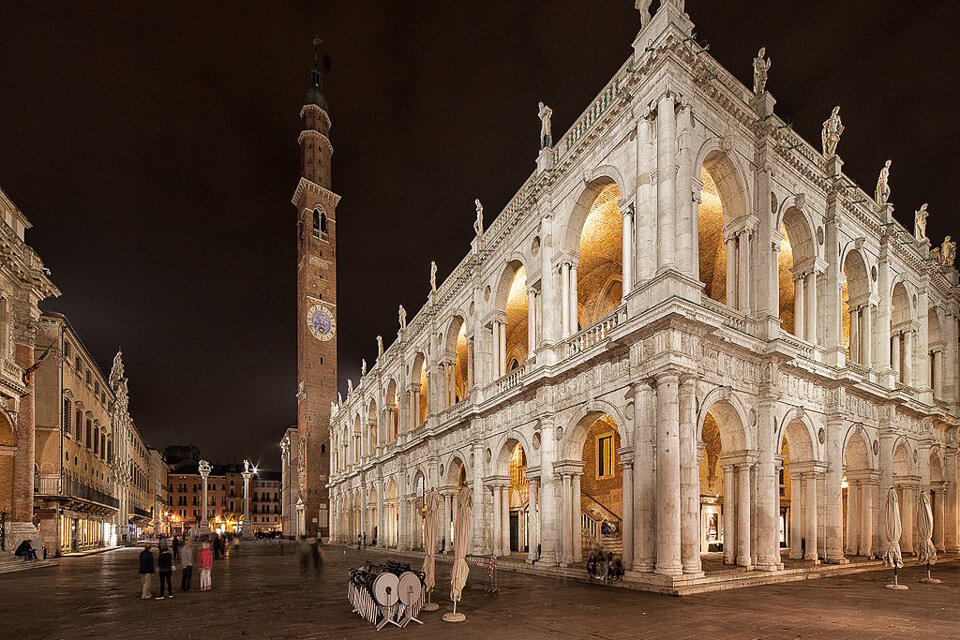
0 552 57 574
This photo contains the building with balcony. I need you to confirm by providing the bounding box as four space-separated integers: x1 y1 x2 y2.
34 312 119 554
327 2 960 590
0 188 59 554
251 471 281 534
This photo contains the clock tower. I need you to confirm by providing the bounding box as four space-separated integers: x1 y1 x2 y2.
293 37 337 539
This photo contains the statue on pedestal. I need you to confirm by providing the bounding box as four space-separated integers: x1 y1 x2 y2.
399 305 407 329
914 203 929 242
635 0 653 27
473 199 484 237
942 236 956 267
430 261 438 292
821 106 844 157
361 359 367 376
538 102 553 150
753 47 771 95
377 335 384 357
875 160 892 206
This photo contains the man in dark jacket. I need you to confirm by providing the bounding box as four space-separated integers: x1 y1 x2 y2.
139 543 155 600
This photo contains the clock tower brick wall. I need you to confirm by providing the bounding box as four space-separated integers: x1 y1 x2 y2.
294 97 337 538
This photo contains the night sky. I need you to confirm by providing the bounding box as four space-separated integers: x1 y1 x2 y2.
1 1 957 469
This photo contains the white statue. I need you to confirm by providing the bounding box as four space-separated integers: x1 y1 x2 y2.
875 159 892 205
942 236 956 267
377 335 384 357
753 47 771 95
243 459 251 474
538 102 553 149
473 199 484 236
361 359 367 375
398 305 407 329
635 0 653 27
821 106 844 157
338 392 342 405
347 378 353 393
430 261 438 292
198 459 211 476
915 203 929 242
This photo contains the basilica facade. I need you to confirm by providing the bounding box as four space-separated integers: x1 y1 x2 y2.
326 1 960 587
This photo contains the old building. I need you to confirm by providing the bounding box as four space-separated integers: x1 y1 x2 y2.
252 471 281 534
280 426 302 537
33 312 119 554
108 351 152 541
0 188 59 553
327 1 960 591
147 447 170 537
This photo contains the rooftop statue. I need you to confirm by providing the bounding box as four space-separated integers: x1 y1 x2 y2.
430 261 438 292
915 203 929 242
474 199 484 237
942 236 956 267
875 159 892 206
377 335 384 357
399 305 407 329
635 0 653 27
821 106 844 157
753 47 771 95
361 359 367 375
538 102 553 150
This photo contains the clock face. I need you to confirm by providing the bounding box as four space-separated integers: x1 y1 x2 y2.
307 304 335 341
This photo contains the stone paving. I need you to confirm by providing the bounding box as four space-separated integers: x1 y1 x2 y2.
2 541 959 640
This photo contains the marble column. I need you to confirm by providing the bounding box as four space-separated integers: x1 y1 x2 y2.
571 472 582 562
620 458 634 570
901 487 915 554
789 474 802 559
492 484 502 556
861 305 873 369
850 308 860 363
723 464 736 565
804 473 819 561
946 447 958 552
560 473 572 565
794 273 805 339
472 445 484 554
560 263 570 338
528 477 538 562
903 329 914 386
538 420 559 565
621 205 634 299
860 480 875 557
845 482 859 555
725 235 738 308
805 271 818 345
737 229 751 313
656 92 677 271
892 332 901 380
935 489 946 551
736 463 752 567
569 264 579 334
498 321 507 377
655 371 682 576
501 485 510 555
679 375 701 574
527 290 537 358
634 382 657 572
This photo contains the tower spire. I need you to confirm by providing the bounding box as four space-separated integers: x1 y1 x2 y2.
305 35 328 111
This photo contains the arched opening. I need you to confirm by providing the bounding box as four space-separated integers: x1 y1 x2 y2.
928 308 944 398
841 250 870 365
352 415 362 464
454 323 468 401
576 183 622 329
412 472 426 550
778 207 816 340
387 478 399 547
367 486 378 546
0 411 14 514
444 458 468 550
493 262 528 378
576 414 623 563
442 317 468 407
367 399 378 454
698 152 748 308
699 401 752 565
892 442 915 556
385 379 399 441
411 353 428 427
842 431 873 558
779 418 819 561
491 439 532 557
890 282 913 385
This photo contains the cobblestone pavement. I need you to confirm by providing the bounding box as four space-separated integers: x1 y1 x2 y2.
2 542 959 640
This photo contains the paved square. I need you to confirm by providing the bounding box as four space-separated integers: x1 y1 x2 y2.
3 542 959 640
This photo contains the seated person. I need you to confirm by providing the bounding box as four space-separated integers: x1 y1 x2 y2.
586 551 599 577
15 539 37 560
608 553 624 581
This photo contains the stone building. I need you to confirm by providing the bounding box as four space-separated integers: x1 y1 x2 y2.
280 426 302 537
0 188 59 553
252 471 281 534
109 352 152 541
33 312 119 554
327 2 960 590
147 447 170 537
168 461 280 536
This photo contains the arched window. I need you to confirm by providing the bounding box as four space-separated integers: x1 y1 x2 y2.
320 212 328 235
312 208 321 237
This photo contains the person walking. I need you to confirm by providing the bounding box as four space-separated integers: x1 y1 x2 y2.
139 543 155 600
180 539 194 592
198 542 214 591
311 537 324 579
157 545 174 599
297 536 310 577
172 535 181 562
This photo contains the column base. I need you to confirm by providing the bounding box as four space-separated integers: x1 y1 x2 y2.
537 552 558 566
5 522 41 553
825 555 849 565
803 556 821 565
753 561 783 572
681 570 705 578
655 563 683 577
736 562 753 570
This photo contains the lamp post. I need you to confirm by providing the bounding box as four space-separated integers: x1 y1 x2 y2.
199 460 212 533
241 460 256 539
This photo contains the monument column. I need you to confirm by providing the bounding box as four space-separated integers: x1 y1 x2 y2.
199 460 211 533
241 460 255 539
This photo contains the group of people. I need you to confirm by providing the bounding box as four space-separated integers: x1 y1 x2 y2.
296 536 326 578
138 537 214 600
586 551 624 582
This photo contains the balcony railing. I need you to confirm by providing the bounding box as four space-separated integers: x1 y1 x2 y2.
63 477 120 510
495 362 528 395
564 305 626 359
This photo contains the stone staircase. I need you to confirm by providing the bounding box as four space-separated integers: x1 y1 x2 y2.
0 550 57 574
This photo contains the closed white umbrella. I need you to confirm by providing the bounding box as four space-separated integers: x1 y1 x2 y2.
882 487 908 590
443 485 473 623
422 488 441 610
916 491 940 584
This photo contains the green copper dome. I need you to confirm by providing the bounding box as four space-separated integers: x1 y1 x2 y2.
304 67 328 111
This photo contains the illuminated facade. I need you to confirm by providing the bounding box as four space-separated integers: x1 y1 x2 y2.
327 1 960 591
